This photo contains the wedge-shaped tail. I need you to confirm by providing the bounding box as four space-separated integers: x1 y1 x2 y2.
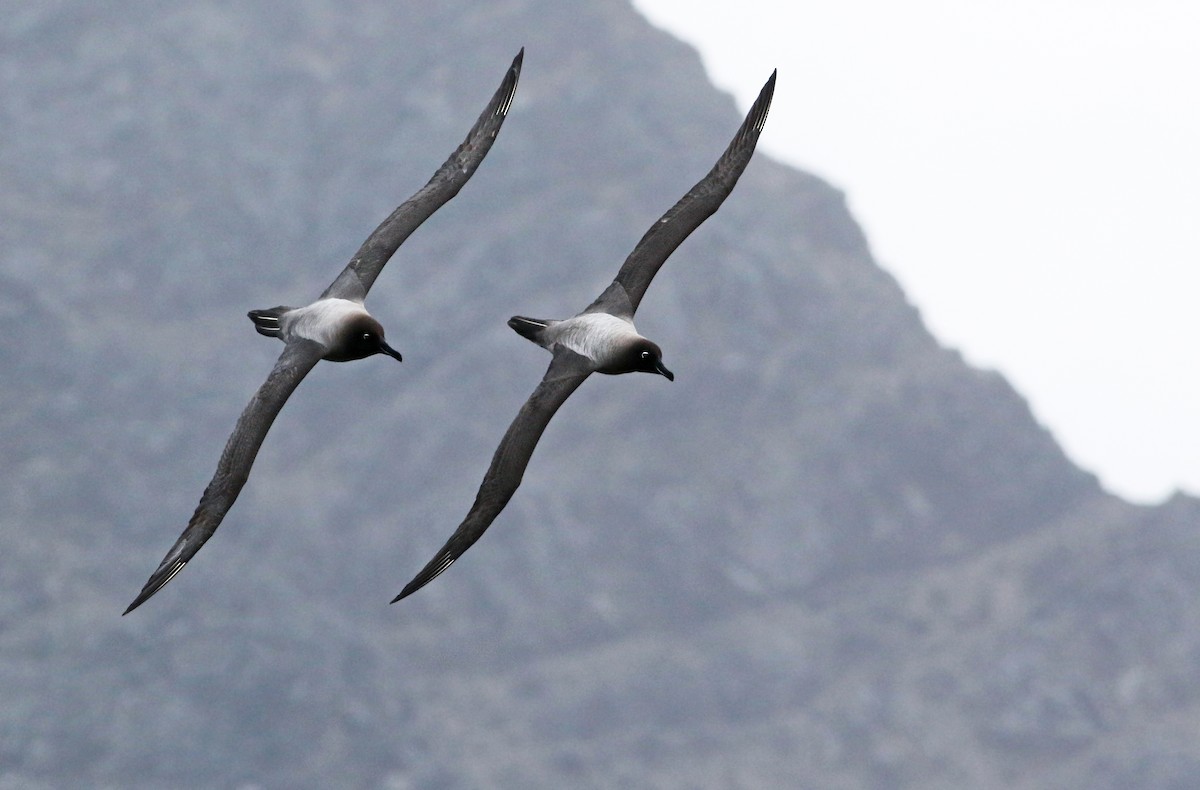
507 316 552 344
247 306 291 337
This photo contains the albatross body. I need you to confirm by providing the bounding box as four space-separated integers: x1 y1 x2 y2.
508 310 673 379
124 49 524 614
393 69 775 602
247 298 403 362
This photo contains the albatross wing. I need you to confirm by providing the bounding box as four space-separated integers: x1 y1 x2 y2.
604 69 775 317
322 49 524 302
124 339 324 614
393 346 593 601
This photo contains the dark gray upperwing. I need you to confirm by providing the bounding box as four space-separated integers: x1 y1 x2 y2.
392 346 593 602
321 49 524 302
123 340 325 614
603 69 775 317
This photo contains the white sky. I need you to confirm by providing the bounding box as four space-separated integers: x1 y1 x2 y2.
633 0 1200 504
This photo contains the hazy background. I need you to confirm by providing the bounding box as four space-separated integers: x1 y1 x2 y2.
635 0 1200 503
3 1 1199 788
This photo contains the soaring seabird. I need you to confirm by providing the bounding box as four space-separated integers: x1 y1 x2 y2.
393 70 775 602
124 50 524 614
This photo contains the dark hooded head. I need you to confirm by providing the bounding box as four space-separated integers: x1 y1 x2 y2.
328 315 403 363
604 337 673 380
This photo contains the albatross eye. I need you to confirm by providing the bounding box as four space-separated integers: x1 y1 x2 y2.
640 350 651 360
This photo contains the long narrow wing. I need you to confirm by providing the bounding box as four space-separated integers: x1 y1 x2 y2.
321 49 523 302
124 340 325 614
603 70 775 317
392 347 593 602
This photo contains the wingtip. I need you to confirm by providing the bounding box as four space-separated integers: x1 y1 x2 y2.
122 586 155 616
121 583 156 614
122 557 188 616
747 70 776 134
391 551 460 604
123 585 153 616
390 583 418 605
391 572 428 604
494 48 524 118
758 70 777 105
506 47 524 81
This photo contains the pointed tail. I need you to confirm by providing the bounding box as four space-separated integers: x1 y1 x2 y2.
247 306 290 338
507 316 552 344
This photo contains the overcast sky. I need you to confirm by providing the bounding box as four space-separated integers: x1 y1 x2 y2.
633 0 1200 503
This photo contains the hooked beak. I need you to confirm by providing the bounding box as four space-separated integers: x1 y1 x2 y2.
378 340 403 363
655 361 674 381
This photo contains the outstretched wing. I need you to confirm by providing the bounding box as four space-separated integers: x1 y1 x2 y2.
124 339 325 614
603 70 775 317
321 49 524 302
393 346 593 602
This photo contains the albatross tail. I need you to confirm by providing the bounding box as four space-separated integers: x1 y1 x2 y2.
507 316 553 344
248 306 291 338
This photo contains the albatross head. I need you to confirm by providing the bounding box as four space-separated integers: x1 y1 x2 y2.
333 316 403 363
625 338 673 381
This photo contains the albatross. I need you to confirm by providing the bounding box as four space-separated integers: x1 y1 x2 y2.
124 49 524 614
393 69 775 602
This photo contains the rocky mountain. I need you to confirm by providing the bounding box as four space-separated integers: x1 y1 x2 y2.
2 1 1198 787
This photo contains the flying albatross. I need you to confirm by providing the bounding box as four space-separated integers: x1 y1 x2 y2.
393 69 775 602
124 49 524 614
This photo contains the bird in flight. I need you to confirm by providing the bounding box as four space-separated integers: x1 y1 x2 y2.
393 69 775 602
125 49 524 614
